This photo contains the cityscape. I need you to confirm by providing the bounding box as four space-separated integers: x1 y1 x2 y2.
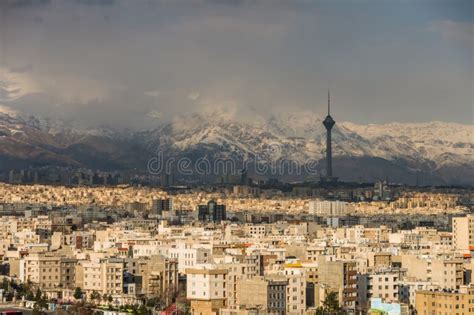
0 1 473 315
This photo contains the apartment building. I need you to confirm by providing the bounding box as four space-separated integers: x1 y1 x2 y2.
236 276 287 315
20 253 62 289
284 262 306 314
140 255 178 300
186 266 228 315
398 280 434 307
318 258 357 311
169 242 211 273
453 215 474 251
402 255 464 290
415 285 474 315
357 269 402 310
80 258 123 296
244 224 268 239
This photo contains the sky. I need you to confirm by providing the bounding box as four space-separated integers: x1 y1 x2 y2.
0 0 472 129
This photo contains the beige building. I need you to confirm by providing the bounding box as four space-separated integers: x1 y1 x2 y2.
357 269 403 311
318 258 357 310
79 258 123 296
236 276 286 315
453 215 474 251
401 255 464 289
20 253 63 290
415 285 474 315
140 255 178 300
367 252 392 269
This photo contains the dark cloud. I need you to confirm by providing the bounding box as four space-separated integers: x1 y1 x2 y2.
73 0 116 5
0 0 51 8
0 0 472 129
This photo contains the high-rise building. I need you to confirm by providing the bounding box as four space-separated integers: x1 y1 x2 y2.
198 200 226 223
321 90 337 182
152 198 173 215
160 173 174 187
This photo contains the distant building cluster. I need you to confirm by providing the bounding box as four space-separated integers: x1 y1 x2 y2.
308 200 351 216
0 183 468 218
389 192 459 210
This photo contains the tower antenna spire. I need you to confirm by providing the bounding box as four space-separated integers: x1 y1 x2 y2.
328 89 331 115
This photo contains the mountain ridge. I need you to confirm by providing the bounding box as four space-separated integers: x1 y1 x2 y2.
0 106 472 185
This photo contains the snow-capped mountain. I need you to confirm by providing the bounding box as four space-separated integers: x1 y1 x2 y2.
140 112 472 167
0 106 472 185
0 105 149 171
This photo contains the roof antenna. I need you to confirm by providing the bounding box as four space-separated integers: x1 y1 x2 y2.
327 89 331 115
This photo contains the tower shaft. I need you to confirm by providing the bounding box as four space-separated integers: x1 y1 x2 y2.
326 128 332 177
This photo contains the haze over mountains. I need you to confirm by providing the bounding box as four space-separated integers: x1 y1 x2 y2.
0 105 472 185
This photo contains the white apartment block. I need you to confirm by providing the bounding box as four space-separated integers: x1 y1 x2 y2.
284 263 306 315
186 266 228 314
169 242 211 273
309 200 349 217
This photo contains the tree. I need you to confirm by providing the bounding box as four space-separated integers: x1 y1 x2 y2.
33 294 48 315
137 305 152 315
316 292 344 315
145 297 158 308
26 289 35 301
1 278 9 291
73 287 83 301
176 302 191 315
107 294 113 304
35 288 43 301
9 279 17 291
90 290 101 303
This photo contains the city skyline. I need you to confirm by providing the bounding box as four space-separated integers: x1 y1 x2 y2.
0 2 473 315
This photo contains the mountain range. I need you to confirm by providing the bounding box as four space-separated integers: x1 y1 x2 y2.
0 105 472 185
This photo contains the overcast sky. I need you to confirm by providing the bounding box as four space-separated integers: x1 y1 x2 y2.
0 0 472 129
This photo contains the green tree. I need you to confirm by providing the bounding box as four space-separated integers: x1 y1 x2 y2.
34 288 43 301
25 289 35 301
316 292 344 315
145 297 160 308
33 294 48 315
73 287 83 300
9 279 17 291
137 305 152 315
1 278 9 291
90 290 101 303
